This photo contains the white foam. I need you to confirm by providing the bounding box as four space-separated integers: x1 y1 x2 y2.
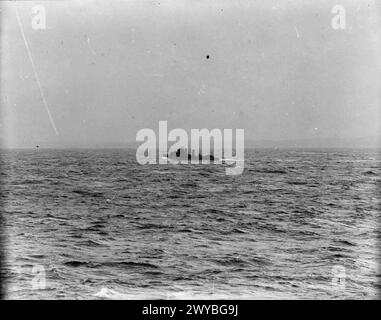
94 287 292 300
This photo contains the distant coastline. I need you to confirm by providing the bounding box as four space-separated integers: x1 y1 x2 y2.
1 135 380 150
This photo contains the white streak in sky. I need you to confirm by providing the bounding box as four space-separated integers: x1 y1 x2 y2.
86 35 96 56
294 26 300 39
15 5 59 135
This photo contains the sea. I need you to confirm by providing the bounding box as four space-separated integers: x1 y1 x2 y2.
1 148 380 299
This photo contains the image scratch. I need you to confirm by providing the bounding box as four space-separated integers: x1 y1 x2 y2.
14 5 59 135
294 26 300 39
86 35 97 56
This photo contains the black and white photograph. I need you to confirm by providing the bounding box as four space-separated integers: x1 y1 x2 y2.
0 0 380 302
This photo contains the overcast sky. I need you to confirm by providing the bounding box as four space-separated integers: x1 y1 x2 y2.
1 0 380 148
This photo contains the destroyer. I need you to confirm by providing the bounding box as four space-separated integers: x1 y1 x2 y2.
136 120 244 175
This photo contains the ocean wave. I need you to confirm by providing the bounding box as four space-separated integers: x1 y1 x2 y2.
63 260 159 269
3 148 380 299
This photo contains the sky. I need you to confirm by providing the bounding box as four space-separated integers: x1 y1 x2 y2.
1 0 380 148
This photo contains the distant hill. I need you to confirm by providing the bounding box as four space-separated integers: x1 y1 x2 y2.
1 136 380 150
245 136 381 149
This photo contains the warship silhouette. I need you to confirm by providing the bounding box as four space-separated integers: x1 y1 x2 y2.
165 148 216 162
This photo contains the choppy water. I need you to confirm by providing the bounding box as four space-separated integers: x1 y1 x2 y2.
1 148 380 299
